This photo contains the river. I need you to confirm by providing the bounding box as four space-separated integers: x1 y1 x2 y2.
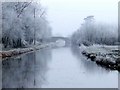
2 47 118 88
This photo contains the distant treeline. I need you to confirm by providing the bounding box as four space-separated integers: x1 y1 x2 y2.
71 16 118 46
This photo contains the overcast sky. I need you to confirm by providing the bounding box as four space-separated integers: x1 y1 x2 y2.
40 0 119 37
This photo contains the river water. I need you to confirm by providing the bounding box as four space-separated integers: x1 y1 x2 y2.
2 47 118 88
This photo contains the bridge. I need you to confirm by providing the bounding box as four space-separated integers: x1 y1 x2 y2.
50 36 71 46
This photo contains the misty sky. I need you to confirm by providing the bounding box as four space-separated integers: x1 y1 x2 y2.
40 0 119 37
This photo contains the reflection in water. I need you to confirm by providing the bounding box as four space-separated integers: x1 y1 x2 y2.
70 46 110 73
42 47 118 88
2 47 118 88
2 48 52 88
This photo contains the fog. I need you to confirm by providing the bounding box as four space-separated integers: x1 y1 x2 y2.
1 1 119 88
40 0 118 37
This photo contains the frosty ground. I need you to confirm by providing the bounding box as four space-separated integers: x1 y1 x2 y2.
0 39 66 59
80 44 120 71
0 42 57 59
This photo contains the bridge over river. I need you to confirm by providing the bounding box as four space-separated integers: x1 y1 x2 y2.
49 36 71 46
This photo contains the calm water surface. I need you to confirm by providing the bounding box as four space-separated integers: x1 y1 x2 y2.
2 47 118 88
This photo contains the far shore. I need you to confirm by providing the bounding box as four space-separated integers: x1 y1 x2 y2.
0 43 56 59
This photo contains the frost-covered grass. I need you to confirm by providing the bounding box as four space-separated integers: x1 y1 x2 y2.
80 44 118 55
0 39 67 59
0 42 56 59
80 44 120 71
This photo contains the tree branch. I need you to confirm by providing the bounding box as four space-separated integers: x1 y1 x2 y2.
17 1 32 18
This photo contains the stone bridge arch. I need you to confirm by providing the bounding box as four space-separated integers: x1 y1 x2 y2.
50 37 71 46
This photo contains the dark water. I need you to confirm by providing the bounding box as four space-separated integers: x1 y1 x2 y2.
2 47 118 88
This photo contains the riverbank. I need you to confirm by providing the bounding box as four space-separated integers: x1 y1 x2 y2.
80 45 120 71
0 43 56 59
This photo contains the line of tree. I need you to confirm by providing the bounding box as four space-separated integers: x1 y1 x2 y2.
2 2 52 48
71 16 118 46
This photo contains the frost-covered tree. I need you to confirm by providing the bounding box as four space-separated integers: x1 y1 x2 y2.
71 16 118 46
2 2 52 48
